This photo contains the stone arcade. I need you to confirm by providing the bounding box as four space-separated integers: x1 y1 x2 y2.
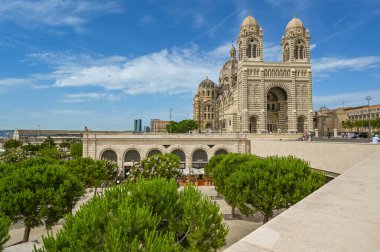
193 15 313 133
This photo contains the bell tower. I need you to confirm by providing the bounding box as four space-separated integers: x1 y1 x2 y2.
282 17 310 63
237 15 263 62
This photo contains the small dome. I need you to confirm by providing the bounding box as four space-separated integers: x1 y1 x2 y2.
241 15 259 27
286 17 304 30
198 79 216 88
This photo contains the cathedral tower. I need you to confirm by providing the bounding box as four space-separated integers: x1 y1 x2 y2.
282 17 311 63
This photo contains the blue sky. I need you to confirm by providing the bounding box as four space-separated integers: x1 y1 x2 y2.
0 0 379 130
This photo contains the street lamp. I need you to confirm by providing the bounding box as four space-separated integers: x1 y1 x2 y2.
365 96 371 136
169 108 172 134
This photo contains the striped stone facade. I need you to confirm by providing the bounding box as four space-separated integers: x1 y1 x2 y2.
193 15 313 134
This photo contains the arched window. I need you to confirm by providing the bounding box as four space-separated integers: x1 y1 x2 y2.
147 149 162 157
283 43 289 62
192 149 208 169
101 150 117 162
239 42 243 60
124 150 140 162
295 40 306 60
246 39 259 59
171 149 186 169
215 149 228 155
252 44 257 58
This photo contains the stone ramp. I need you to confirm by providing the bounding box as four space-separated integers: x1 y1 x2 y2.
224 149 380 252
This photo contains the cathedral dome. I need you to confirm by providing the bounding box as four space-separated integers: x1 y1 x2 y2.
219 59 237 78
241 15 259 27
286 17 304 30
198 79 216 88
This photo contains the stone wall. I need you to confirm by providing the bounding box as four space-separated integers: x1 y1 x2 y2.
250 140 379 174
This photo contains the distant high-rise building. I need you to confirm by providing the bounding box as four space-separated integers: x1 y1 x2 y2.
134 119 142 132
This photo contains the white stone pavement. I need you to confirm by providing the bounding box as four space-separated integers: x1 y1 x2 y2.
225 148 380 252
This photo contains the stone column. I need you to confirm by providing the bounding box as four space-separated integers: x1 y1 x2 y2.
259 69 267 133
288 68 297 132
239 68 248 132
334 129 338 138
307 69 314 132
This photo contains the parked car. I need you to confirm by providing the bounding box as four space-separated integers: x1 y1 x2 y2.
350 132 358 139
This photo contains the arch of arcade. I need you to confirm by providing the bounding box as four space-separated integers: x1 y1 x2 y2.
84 132 250 175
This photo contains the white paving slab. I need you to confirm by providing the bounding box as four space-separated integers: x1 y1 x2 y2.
225 149 380 252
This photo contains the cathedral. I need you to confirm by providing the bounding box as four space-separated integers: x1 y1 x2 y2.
193 15 313 134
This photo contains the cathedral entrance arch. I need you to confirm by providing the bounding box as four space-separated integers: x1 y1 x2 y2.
249 116 258 133
171 149 186 169
101 150 117 162
267 114 278 133
266 87 288 133
205 123 212 129
192 149 208 169
297 116 306 133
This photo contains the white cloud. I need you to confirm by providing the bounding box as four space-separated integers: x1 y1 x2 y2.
313 56 380 73
62 93 120 103
0 78 31 92
23 47 223 95
208 42 234 59
0 0 121 29
313 89 380 109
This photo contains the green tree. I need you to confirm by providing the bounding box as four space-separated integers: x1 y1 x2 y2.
0 147 29 164
204 154 226 177
70 142 83 158
236 156 325 223
67 157 118 194
3 139 23 150
59 141 71 150
36 179 228 252
0 163 84 242
40 136 55 149
130 154 182 181
37 147 64 159
0 213 11 251
21 143 42 156
166 120 199 133
212 153 256 217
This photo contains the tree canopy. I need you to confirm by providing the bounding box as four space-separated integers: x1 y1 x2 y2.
0 161 85 242
210 153 325 223
166 120 199 133
3 139 23 150
70 142 83 158
130 153 182 181
66 157 118 194
0 214 11 251
36 178 228 252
